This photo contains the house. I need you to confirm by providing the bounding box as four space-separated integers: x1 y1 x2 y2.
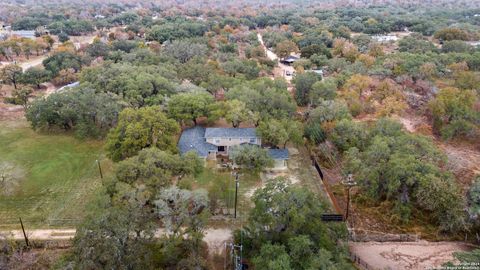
178 126 288 170
371 35 398 43
281 55 299 65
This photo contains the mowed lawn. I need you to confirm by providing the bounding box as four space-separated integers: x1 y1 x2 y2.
0 121 111 229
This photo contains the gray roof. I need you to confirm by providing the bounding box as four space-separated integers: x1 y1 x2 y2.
268 149 289 160
178 126 217 157
205 128 257 138
283 55 299 62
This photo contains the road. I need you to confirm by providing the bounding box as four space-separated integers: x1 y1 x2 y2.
3 228 232 253
257 32 295 83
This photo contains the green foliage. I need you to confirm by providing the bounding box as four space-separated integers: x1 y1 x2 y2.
80 63 178 107
73 204 156 270
106 106 180 162
294 72 322 106
48 19 94 36
429 87 479 140
167 91 215 125
309 99 351 124
310 78 338 102
434 28 470 41
146 21 208 43
4 85 33 109
225 78 296 120
330 119 369 152
0 64 22 89
304 122 327 144
237 179 351 269
19 67 51 88
163 40 208 63
258 118 303 148
441 40 474 53
26 87 125 138
228 145 273 171
398 36 437 53
115 148 203 193
342 118 466 231
43 52 83 76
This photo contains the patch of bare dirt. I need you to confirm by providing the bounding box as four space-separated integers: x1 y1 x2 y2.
349 241 474 270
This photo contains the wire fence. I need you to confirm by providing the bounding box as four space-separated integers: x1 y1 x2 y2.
349 250 376 270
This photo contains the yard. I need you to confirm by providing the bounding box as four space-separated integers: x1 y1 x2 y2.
0 120 111 229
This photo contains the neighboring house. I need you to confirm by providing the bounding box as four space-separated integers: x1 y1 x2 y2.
281 55 298 65
178 126 288 170
0 30 36 40
371 35 398 43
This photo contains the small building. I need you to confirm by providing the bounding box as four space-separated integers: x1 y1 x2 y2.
178 126 288 170
268 149 289 170
371 35 398 43
281 55 299 65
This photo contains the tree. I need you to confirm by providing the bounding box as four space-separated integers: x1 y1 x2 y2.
5 85 33 109
398 36 436 53
310 78 337 103
115 148 203 193
19 67 51 88
86 40 110 58
236 179 351 269
275 40 299 59
342 118 466 231
73 204 156 270
429 87 479 140
224 99 251 128
163 40 208 63
154 187 210 269
167 91 215 125
43 51 83 76
225 78 296 120
26 87 125 138
106 106 180 162
309 99 351 124
434 28 469 41
228 145 273 171
258 119 303 148
252 244 292 270
294 72 321 106
58 32 70 43
0 64 22 89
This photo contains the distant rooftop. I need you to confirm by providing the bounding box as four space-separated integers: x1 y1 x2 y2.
205 128 257 138
178 126 217 157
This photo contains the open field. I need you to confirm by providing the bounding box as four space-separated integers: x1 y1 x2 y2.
0 120 111 229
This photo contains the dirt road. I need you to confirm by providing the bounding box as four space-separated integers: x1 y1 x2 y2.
349 241 474 270
257 32 295 83
3 228 232 253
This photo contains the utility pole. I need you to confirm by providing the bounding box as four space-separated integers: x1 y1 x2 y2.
96 159 103 179
342 174 357 221
19 217 29 247
234 172 239 219
227 243 243 270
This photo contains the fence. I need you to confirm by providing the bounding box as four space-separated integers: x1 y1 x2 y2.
311 156 343 215
349 251 376 270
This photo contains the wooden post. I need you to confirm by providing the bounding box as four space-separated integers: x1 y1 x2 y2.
96 160 103 179
19 217 29 247
234 174 239 219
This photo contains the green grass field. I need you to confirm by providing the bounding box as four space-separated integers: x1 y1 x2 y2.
0 121 111 229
